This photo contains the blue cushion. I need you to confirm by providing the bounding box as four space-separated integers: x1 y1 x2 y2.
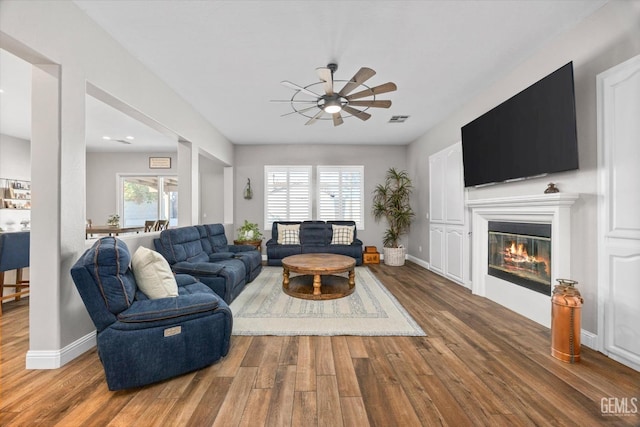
155 227 209 264
0 231 30 272
117 293 220 323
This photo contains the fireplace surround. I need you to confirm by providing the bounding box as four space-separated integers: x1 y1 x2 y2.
467 193 579 328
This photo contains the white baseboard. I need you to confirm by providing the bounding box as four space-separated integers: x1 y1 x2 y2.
581 329 597 350
407 254 429 270
26 331 96 369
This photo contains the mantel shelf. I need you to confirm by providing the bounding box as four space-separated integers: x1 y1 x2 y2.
466 193 580 209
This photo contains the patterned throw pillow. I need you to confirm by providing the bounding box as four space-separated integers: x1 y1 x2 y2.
331 224 355 245
277 223 300 244
281 228 300 245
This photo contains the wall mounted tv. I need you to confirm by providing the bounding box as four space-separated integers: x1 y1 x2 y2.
461 62 579 187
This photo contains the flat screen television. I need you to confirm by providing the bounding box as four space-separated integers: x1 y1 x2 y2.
461 62 579 187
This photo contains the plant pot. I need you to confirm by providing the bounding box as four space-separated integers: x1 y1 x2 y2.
383 246 405 266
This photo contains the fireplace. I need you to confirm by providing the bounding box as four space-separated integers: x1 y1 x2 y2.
488 221 552 295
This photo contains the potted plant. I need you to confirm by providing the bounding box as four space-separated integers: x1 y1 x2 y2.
372 167 415 266
236 220 263 242
107 214 120 227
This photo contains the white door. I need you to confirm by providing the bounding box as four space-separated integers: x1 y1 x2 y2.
445 144 464 224
429 225 445 274
597 54 640 372
445 225 464 283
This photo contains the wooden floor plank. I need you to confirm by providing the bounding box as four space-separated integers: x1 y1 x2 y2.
295 335 316 392
2 262 639 426
331 336 361 397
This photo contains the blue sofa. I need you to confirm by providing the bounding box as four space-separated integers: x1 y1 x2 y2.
154 224 262 303
266 220 363 266
70 237 232 391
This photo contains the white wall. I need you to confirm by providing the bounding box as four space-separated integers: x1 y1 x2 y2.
234 144 407 251
407 0 640 334
199 154 226 225
0 0 235 367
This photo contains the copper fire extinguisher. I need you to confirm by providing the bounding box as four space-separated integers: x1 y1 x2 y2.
551 279 583 363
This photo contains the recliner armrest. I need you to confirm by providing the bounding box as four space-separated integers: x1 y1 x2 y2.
117 293 220 323
209 252 235 261
175 273 199 287
228 245 256 253
172 261 225 276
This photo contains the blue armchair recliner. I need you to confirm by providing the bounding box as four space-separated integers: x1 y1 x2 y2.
70 237 232 391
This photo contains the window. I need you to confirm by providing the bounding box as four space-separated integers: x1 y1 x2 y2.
120 175 178 227
317 166 364 228
264 166 312 228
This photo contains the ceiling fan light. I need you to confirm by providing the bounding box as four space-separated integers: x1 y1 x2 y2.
323 98 342 114
324 104 342 114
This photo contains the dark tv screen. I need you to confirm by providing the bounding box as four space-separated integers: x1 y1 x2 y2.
461 62 579 187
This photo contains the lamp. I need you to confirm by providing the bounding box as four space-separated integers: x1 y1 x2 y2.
323 98 342 114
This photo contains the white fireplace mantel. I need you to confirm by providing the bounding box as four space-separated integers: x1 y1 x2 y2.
467 193 579 327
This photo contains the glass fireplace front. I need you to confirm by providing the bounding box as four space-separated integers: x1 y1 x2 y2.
488 222 552 295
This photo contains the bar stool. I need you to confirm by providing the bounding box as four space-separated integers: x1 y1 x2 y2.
0 231 30 315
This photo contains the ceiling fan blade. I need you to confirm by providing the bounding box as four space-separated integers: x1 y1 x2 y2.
332 112 344 127
346 82 397 101
270 99 318 103
281 106 318 117
338 67 376 96
305 109 325 125
347 100 392 108
281 80 321 98
316 67 334 95
342 105 371 121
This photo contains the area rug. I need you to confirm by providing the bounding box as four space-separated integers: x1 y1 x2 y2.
229 266 426 336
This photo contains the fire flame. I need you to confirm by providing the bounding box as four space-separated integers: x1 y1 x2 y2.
502 241 549 276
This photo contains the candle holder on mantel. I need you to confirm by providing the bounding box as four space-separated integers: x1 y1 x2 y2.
544 183 559 194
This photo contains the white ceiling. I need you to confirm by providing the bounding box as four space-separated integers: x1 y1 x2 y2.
1 1 608 151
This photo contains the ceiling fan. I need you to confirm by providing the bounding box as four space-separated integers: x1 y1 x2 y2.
275 63 397 126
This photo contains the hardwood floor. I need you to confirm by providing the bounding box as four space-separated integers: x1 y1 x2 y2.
1 262 639 426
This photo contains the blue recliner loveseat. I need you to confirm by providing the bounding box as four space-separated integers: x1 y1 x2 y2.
153 224 262 303
70 237 232 391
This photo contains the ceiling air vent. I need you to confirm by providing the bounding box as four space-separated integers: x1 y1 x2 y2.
389 115 409 123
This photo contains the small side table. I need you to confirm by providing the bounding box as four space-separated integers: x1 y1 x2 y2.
234 239 263 254
363 245 380 264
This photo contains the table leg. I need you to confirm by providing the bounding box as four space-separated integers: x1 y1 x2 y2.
313 274 322 296
283 267 290 289
348 268 355 289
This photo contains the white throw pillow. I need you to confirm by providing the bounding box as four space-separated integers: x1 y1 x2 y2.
277 223 300 244
131 246 178 299
331 224 355 245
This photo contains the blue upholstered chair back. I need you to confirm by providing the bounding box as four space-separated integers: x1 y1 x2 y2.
70 237 137 332
155 227 209 264
300 222 331 245
199 224 229 253
0 231 30 272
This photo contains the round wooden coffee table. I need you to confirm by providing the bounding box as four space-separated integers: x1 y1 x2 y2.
282 253 356 300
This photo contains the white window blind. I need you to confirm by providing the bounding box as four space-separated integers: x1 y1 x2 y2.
317 166 364 228
264 166 312 228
